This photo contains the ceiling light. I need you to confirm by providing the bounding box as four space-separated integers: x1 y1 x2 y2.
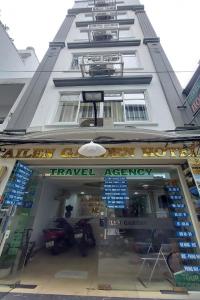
78 141 106 157
134 192 139 195
143 184 149 188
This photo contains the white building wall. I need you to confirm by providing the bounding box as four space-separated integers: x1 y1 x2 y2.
28 3 176 131
30 181 59 248
0 22 39 131
0 23 39 80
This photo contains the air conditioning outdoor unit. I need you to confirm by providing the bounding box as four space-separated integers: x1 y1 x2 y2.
89 64 115 76
93 31 113 41
79 118 103 127
80 53 123 78
96 14 113 21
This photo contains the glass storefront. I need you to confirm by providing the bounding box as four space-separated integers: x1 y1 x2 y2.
0 163 200 293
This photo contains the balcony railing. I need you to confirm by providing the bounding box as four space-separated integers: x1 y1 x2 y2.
88 23 119 42
80 53 124 77
94 0 116 7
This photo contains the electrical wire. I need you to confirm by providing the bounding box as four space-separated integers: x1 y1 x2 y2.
0 70 197 74
0 136 200 146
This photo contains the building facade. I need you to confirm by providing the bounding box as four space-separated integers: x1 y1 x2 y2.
0 21 39 131
183 62 200 126
0 0 200 296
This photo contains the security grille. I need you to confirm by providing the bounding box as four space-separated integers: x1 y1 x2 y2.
88 23 119 42
80 53 124 77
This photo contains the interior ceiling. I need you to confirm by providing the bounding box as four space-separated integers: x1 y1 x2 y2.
44 176 166 193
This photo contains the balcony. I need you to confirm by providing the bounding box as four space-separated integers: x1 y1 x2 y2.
88 23 119 42
80 53 124 77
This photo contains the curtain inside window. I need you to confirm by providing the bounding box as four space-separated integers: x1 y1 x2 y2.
79 103 100 118
104 101 124 122
58 102 78 122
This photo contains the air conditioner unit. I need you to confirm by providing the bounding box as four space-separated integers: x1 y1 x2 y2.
93 31 113 41
80 53 123 78
89 64 115 76
79 118 103 127
96 14 113 21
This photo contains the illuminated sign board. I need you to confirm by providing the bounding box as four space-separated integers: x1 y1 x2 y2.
186 75 200 115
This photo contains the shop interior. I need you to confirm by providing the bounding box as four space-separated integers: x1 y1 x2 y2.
0 166 191 293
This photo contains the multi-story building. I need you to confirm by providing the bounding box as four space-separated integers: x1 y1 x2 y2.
0 21 39 131
0 0 200 297
183 62 200 126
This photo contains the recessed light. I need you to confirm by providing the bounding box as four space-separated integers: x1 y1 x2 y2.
80 191 85 195
134 192 139 195
143 184 149 188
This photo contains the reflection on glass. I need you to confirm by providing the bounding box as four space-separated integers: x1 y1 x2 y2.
98 167 200 291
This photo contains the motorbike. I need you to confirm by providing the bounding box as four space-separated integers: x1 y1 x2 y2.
73 218 96 257
43 218 74 255
43 218 96 257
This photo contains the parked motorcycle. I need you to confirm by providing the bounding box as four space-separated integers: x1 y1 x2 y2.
43 218 96 257
73 218 96 257
43 218 74 255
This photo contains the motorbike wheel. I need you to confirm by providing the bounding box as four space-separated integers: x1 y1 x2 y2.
90 237 96 248
51 242 62 255
78 241 88 257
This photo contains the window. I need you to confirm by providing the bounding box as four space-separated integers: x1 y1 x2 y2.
122 53 139 69
55 94 80 123
55 91 148 124
104 92 124 122
71 55 82 70
124 92 148 121
104 92 148 122
80 102 100 118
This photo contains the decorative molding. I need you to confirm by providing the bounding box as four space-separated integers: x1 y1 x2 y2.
136 10 160 44
68 40 141 49
143 38 160 44
53 15 76 43
118 5 144 11
49 42 66 48
76 19 135 27
53 75 153 87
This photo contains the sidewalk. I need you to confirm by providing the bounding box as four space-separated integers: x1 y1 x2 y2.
0 294 200 300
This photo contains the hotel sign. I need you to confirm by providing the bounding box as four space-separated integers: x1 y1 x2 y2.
186 75 200 115
0 146 197 159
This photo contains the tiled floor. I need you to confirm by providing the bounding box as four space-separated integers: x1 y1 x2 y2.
0 249 199 299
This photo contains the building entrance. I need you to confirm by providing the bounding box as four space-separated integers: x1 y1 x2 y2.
0 164 200 294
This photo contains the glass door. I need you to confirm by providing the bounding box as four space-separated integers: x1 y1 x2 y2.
97 167 200 292
0 162 39 294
